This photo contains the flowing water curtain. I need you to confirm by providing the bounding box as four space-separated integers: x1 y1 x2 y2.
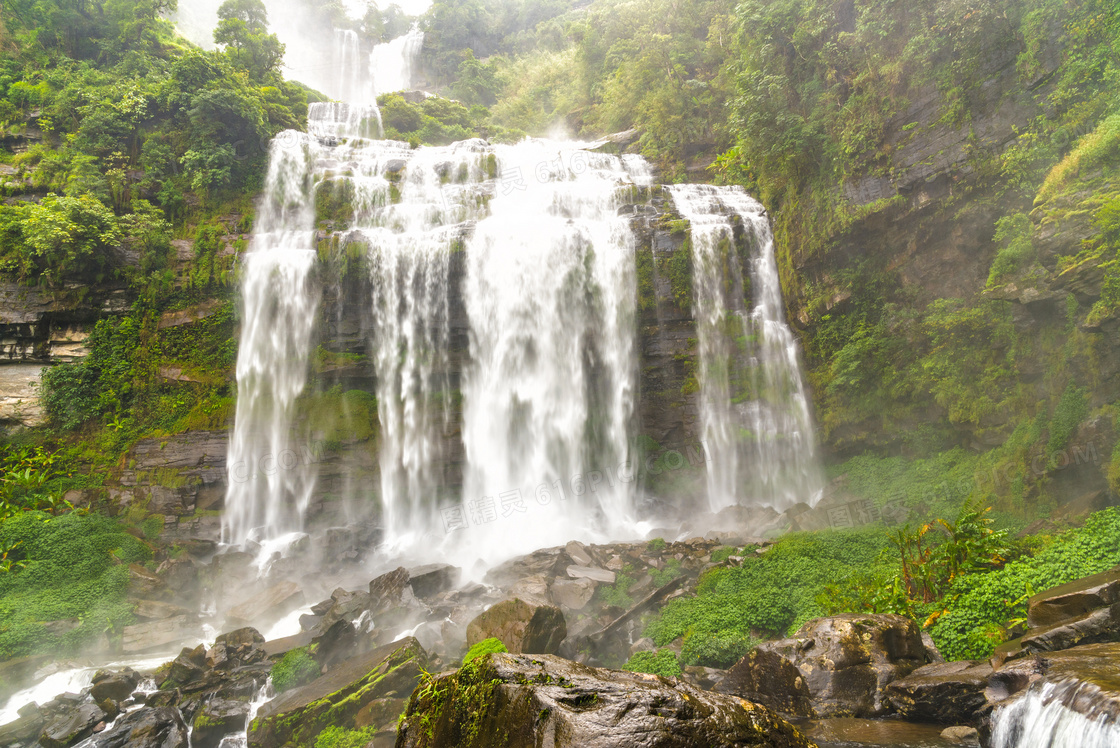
990 680 1120 748
454 142 640 568
361 142 490 549
371 26 424 96
669 185 821 514
224 131 322 546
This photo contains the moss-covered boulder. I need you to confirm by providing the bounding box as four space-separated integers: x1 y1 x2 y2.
246 637 426 748
465 598 567 655
396 652 815 748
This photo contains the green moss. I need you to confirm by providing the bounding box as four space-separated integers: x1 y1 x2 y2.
462 637 507 666
271 646 320 693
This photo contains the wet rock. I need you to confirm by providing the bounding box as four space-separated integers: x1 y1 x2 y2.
121 615 198 654
566 565 616 584
407 563 461 599
227 582 304 628
248 637 427 748
311 619 358 669
132 599 190 621
717 647 815 717
397 652 815 748
550 578 596 610
369 567 411 607
565 541 594 566
39 703 107 748
90 668 140 703
485 547 575 587
128 564 164 597
884 660 993 724
191 698 250 748
465 598 567 655
0 703 44 745
744 614 928 718
941 725 980 745
1026 564 1120 628
88 706 189 748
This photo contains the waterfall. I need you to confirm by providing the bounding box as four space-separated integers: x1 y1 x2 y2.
223 130 321 547
669 185 821 513
454 142 639 566
370 27 424 96
990 680 1120 748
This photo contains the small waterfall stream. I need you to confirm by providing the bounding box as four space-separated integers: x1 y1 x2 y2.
669 185 821 513
990 679 1120 748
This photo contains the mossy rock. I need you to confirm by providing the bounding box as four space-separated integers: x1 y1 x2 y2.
396 652 815 748
247 637 427 748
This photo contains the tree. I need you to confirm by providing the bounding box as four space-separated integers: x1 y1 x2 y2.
213 0 284 78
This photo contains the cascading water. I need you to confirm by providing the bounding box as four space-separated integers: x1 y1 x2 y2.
990 679 1120 748
669 185 821 513
454 142 640 567
370 27 424 96
222 131 321 548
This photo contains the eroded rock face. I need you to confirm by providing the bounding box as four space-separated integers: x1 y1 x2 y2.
88 706 189 748
728 614 928 718
884 660 993 725
247 637 426 748
1026 565 1120 628
465 598 567 655
396 652 816 748
716 647 815 717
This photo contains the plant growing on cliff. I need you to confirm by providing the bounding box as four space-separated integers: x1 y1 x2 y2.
461 637 507 665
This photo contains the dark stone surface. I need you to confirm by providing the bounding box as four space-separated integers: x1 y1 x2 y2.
396 652 816 748
87 706 189 748
248 637 427 748
745 614 929 718
884 660 993 725
466 599 567 655
1026 565 1120 628
716 647 815 717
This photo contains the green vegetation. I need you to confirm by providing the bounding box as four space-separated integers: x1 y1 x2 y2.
642 528 888 667
621 649 681 678
461 637 507 665
313 727 378 748
271 646 321 692
0 511 150 659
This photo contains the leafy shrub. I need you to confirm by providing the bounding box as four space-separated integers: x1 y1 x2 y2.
987 213 1035 287
650 558 683 587
622 649 681 678
643 528 888 667
646 537 666 552
1046 384 1088 454
0 511 150 659
929 508 1120 660
271 646 320 692
461 637 507 666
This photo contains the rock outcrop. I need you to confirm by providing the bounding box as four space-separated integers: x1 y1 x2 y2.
884 660 993 725
396 652 816 748
247 637 427 748
465 598 567 655
719 614 928 718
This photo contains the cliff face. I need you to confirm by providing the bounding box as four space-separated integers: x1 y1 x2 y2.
773 16 1119 514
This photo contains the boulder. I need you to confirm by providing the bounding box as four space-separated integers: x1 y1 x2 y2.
1018 602 1120 654
247 637 427 748
369 567 411 607
88 706 189 748
485 547 575 588
716 647 815 717
90 668 140 703
566 565 616 584
465 599 567 655
39 703 107 748
0 703 44 745
191 698 250 748
396 652 815 748
227 582 304 628
884 660 993 724
1026 565 1120 628
121 615 198 654
941 725 980 745
550 578 596 611
741 614 928 718
407 563 461 599
132 599 191 621
564 541 595 566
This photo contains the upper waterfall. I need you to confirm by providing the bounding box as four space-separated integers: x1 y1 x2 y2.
669 185 822 513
